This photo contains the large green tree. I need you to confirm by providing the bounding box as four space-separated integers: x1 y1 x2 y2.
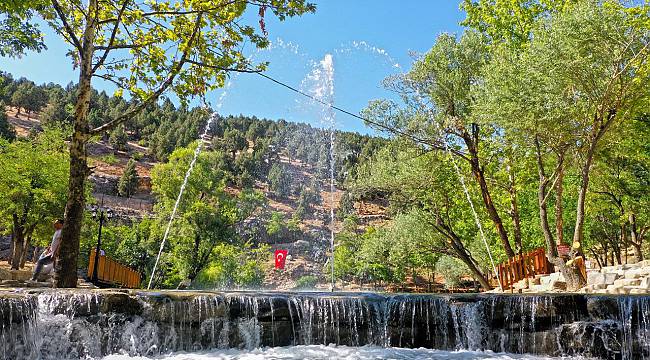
480 2 650 289
364 31 518 259
352 142 494 289
0 129 69 269
150 143 265 287
0 0 315 287
0 1 47 57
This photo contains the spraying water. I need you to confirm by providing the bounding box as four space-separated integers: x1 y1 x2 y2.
147 89 230 290
301 54 337 291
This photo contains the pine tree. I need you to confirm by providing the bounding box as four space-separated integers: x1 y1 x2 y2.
0 101 15 141
109 125 128 151
118 159 139 197
336 191 355 220
268 163 291 199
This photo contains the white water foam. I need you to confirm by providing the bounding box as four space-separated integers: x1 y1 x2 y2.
102 345 588 360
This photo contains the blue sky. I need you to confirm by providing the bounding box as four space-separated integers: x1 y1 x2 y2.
0 1 465 134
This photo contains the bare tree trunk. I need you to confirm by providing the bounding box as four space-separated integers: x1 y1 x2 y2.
629 213 643 261
555 166 565 245
463 124 515 258
590 249 603 268
573 111 615 250
431 217 492 290
55 2 98 288
534 138 583 290
507 163 523 254
10 214 26 270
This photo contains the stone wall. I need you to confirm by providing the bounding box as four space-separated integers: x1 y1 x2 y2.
584 260 650 294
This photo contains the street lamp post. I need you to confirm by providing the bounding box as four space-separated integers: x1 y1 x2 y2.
91 205 113 283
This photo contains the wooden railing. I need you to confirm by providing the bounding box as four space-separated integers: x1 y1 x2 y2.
497 248 552 290
88 249 141 288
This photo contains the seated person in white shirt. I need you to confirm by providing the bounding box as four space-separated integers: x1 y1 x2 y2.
31 219 64 281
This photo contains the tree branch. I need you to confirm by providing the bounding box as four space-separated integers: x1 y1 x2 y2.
185 59 262 73
51 0 84 55
92 73 125 88
92 0 130 73
98 0 241 24
90 12 205 136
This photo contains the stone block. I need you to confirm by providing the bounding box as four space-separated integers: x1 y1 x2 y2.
541 272 564 286
624 269 650 279
550 280 567 291
629 288 648 295
605 285 629 294
10 270 31 281
613 278 641 287
639 277 650 289
588 272 619 285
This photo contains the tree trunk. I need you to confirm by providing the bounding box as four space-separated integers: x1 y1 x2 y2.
463 124 515 258
573 112 614 249
450 239 492 291
534 138 584 290
535 137 557 257
555 166 565 245
10 222 24 270
55 4 97 288
432 217 492 290
629 213 643 261
507 163 523 254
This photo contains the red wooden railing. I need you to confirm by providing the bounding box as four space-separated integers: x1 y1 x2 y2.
88 249 141 288
497 248 552 290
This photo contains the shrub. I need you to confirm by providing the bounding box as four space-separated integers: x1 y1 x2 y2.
294 275 318 290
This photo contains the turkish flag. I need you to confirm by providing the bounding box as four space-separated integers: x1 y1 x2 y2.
274 249 288 269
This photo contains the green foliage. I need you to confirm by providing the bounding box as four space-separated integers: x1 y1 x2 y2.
268 163 292 198
109 125 128 152
436 256 469 289
460 0 574 48
0 1 46 57
118 159 139 197
0 128 69 247
193 243 270 289
294 275 318 289
150 143 265 286
336 192 355 220
0 102 16 141
295 186 320 219
10 81 47 116
98 154 118 165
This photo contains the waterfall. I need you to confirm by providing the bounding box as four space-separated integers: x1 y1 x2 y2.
0 291 648 359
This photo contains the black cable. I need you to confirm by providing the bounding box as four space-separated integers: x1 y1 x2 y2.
255 72 436 148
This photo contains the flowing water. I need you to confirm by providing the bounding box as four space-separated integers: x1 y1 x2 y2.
101 345 586 359
0 290 648 359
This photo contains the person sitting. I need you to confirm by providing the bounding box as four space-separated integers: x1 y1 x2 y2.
31 219 64 281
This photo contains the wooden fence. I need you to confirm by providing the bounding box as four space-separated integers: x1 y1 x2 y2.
88 249 141 288
497 248 552 290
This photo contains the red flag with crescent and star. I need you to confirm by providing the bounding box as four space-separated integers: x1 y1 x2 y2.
274 249 288 270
